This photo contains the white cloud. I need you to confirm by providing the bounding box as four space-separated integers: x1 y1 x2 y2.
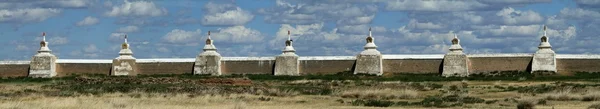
276 23 324 40
157 47 170 53
83 44 99 53
15 45 30 51
338 25 370 34
203 2 237 14
407 19 445 30
337 15 375 25
109 33 127 42
452 12 484 24
105 0 167 17
574 0 600 6
34 36 69 45
496 7 544 25
0 0 93 9
259 0 376 25
559 8 600 20
479 0 551 4
49 37 69 45
116 25 139 33
212 26 264 43
201 3 254 26
0 8 61 23
477 25 541 37
162 29 202 43
385 0 487 11
76 16 99 26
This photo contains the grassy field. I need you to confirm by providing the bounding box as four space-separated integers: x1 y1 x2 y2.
2 71 600 109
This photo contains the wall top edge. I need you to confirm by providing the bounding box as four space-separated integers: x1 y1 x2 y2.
222 57 276 61
299 56 356 60
56 59 112 63
137 58 195 63
0 61 30 65
383 54 444 59
467 53 533 57
556 54 600 59
3 54 600 64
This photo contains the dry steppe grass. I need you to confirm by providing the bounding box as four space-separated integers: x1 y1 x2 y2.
2 72 600 108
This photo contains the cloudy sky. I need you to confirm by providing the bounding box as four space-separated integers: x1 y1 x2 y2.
0 0 597 60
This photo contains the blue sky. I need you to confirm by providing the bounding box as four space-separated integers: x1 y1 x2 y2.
0 0 598 60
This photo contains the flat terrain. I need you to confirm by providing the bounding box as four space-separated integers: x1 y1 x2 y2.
2 72 600 109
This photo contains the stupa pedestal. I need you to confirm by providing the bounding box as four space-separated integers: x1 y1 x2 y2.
29 42 57 78
354 28 382 76
112 36 137 76
442 34 469 77
29 33 57 78
531 26 556 74
194 32 222 76
274 31 299 76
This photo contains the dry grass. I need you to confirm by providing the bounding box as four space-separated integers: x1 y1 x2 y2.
0 93 369 109
544 87 582 101
583 91 600 101
259 88 300 97
589 103 600 109
5 80 600 109
337 88 418 100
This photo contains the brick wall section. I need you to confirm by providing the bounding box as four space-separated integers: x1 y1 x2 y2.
221 60 274 75
556 59 600 75
300 60 355 75
383 59 442 74
137 62 193 75
468 57 531 74
56 63 111 76
0 64 29 77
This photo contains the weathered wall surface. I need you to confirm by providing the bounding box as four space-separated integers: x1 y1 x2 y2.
382 55 443 74
299 57 356 75
555 55 600 75
556 59 600 75
468 54 532 74
221 57 275 75
0 61 29 77
383 59 442 74
3 54 600 77
56 63 112 76
137 62 193 75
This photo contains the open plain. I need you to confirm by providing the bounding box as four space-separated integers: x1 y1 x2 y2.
2 72 600 109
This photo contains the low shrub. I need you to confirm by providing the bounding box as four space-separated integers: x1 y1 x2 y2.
351 99 395 107
339 88 418 100
589 103 600 109
517 100 535 109
582 92 600 101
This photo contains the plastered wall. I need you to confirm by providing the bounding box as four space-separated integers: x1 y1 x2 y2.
2 54 600 77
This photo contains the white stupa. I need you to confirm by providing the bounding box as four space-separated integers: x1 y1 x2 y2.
29 32 58 78
116 35 135 59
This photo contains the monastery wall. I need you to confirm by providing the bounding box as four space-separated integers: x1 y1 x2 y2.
2 54 599 78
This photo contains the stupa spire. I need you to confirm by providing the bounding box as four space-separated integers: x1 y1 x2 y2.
203 31 217 51
124 34 128 43
364 27 376 49
369 27 372 37
539 25 552 49
38 32 51 53
543 25 547 37
42 32 46 42
449 33 463 54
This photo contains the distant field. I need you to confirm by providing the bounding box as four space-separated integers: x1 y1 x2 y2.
2 72 600 109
